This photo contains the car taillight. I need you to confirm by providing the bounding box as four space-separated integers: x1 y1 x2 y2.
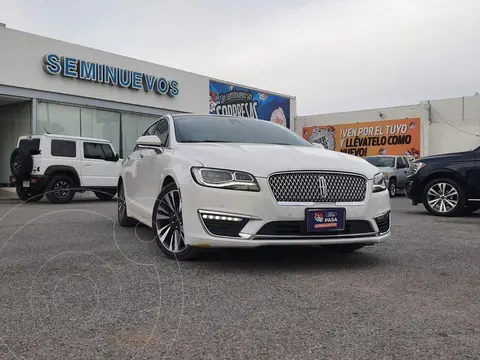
9 176 15 184
31 178 39 184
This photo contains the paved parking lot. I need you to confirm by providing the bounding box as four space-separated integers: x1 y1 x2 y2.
0 195 479 360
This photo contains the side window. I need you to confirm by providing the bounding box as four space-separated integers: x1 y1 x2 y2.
83 142 116 161
397 157 405 167
142 121 158 136
51 139 76 158
154 118 169 147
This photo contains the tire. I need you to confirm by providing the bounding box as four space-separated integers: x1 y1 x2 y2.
152 182 198 261
10 148 33 180
95 191 116 201
117 182 137 227
388 179 397 198
45 175 76 204
324 244 365 253
464 204 480 215
16 186 44 203
422 177 466 217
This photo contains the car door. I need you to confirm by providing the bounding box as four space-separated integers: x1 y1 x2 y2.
122 120 159 213
81 142 120 187
395 157 408 187
136 117 172 214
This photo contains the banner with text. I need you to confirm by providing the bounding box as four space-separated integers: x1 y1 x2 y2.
303 118 421 159
209 80 291 128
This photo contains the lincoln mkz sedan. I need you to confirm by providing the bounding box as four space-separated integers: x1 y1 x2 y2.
118 114 391 260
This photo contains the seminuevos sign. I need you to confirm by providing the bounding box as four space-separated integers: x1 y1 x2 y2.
42 53 179 97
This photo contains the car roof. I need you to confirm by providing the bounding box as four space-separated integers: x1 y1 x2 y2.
20 133 112 143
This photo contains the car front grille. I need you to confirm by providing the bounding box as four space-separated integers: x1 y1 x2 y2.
268 172 367 203
255 220 374 238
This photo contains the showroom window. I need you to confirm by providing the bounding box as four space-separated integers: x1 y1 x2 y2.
121 113 160 157
37 102 81 136
81 108 121 155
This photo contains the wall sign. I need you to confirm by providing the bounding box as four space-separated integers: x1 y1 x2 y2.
42 53 179 97
209 80 291 128
303 118 421 159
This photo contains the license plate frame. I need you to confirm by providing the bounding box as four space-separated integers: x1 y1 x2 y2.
22 180 30 188
305 208 346 233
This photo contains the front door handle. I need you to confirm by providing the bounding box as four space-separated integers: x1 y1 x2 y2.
85 164 91 167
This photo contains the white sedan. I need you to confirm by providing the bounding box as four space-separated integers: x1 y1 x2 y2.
118 114 391 260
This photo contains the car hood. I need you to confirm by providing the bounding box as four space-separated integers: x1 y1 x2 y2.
176 143 379 178
376 166 394 173
418 150 472 162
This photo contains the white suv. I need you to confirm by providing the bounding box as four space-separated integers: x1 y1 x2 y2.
9 134 122 204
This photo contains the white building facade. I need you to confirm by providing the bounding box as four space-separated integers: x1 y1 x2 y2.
295 95 480 159
0 25 296 184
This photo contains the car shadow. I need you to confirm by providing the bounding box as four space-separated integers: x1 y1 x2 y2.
184 245 387 272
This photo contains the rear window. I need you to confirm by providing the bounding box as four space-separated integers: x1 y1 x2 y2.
19 139 41 155
51 139 77 158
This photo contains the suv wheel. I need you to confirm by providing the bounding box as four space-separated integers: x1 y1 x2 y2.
117 183 137 227
388 179 397 198
16 186 43 203
95 191 116 201
422 178 466 217
45 175 76 204
10 148 33 179
152 182 197 261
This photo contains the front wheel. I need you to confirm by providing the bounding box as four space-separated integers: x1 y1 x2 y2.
422 178 466 217
117 182 137 227
152 182 198 261
388 179 397 198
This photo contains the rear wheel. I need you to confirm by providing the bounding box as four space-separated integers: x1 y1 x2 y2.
45 175 76 204
152 182 198 261
16 186 43 202
422 178 465 217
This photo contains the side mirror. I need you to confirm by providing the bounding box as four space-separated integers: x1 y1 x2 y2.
136 135 162 147
313 143 325 149
114 154 119 162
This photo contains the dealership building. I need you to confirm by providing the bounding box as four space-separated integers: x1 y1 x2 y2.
0 24 296 185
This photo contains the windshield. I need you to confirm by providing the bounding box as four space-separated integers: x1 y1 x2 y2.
173 115 312 146
365 156 395 167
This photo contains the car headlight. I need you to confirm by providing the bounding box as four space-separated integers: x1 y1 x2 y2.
191 167 260 191
412 161 426 174
373 172 387 193
382 171 389 180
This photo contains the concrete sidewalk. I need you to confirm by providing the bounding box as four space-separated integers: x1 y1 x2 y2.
0 188 17 200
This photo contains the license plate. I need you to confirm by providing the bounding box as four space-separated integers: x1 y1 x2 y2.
306 208 346 232
23 180 30 188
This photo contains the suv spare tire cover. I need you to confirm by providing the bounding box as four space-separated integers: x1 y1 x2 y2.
10 148 33 179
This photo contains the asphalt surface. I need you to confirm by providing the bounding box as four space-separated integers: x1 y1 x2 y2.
0 194 479 360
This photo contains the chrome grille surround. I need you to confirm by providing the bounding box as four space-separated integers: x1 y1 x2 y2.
268 171 368 203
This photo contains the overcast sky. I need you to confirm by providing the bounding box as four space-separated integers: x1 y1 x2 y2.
2 0 480 115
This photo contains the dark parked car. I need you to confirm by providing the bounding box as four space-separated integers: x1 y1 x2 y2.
405 147 480 216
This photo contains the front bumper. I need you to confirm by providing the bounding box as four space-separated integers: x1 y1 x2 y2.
405 174 423 205
179 176 392 248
